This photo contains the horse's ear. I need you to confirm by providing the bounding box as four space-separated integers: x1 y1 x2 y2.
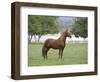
66 28 71 32
65 29 68 32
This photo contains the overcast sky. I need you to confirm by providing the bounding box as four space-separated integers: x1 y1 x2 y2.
57 16 76 28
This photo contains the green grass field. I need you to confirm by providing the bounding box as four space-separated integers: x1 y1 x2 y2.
28 43 88 66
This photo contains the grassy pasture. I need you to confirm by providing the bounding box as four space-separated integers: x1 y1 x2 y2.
28 43 88 66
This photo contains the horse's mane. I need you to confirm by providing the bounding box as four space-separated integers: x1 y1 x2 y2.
58 30 68 40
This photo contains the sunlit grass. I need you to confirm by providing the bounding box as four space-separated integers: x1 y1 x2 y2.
28 43 88 66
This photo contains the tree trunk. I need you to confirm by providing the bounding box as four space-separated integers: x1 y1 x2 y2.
37 34 42 42
28 35 32 43
33 35 37 42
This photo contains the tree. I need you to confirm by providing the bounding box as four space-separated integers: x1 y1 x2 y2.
28 15 59 43
72 17 88 38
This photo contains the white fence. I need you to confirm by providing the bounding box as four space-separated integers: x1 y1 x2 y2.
31 33 88 43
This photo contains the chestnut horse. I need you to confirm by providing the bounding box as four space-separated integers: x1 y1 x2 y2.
42 29 71 59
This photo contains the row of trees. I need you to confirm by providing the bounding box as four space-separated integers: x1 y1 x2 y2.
28 15 88 43
72 17 88 38
28 15 59 43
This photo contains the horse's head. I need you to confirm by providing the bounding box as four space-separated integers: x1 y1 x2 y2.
63 29 72 38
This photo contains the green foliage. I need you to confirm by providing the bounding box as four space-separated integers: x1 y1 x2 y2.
28 15 59 42
72 17 88 38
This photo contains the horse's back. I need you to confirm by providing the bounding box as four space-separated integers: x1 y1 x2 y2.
43 39 55 47
44 38 54 44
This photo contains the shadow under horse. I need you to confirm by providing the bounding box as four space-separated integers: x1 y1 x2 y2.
42 29 71 59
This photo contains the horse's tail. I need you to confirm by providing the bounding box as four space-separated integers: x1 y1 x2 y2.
42 45 45 59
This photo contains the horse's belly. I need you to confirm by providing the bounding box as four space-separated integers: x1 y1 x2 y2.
51 44 64 49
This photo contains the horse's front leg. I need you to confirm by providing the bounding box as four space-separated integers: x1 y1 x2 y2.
59 49 61 59
61 48 64 59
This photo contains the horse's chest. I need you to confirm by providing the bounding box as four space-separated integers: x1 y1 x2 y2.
58 43 65 47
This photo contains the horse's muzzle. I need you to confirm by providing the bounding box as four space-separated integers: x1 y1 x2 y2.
69 35 72 38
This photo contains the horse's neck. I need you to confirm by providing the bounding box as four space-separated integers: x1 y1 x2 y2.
58 34 66 43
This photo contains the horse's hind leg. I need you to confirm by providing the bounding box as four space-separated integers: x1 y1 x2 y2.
42 51 45 60
45 51 48 59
